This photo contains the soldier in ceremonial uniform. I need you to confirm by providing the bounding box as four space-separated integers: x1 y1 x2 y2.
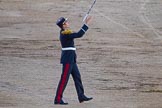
54 16 93 105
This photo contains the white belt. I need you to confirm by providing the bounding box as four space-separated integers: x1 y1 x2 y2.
62 47 76 51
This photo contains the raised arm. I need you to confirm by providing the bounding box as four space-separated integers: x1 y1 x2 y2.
65 16 92 39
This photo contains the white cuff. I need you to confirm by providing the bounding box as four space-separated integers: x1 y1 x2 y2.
81 28 86 33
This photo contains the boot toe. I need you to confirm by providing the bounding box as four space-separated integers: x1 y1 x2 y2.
79 96 93 103
54 100 68 105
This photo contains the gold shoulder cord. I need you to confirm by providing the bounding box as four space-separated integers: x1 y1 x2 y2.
61 29 73 35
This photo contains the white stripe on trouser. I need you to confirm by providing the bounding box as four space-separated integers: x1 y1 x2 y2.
62 47 76 51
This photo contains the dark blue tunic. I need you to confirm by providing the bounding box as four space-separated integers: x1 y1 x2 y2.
60 24 89 64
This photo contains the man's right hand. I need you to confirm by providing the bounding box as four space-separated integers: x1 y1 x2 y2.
85 16 92 25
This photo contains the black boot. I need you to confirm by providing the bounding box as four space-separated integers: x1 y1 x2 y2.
54 99 68 105
79 95 93 103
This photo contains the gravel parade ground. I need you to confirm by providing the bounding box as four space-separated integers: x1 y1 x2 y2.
0 0 162 108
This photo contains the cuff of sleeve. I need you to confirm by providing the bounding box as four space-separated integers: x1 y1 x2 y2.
81 24 89 33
